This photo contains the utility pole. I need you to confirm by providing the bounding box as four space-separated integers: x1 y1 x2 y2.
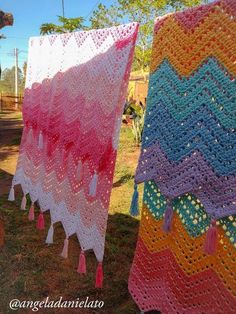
62 0 65 18
14 48 18 110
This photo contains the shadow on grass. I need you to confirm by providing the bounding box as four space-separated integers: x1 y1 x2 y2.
0 114 147 313
0 113 23 162
113 174 134 188
0 191 141 314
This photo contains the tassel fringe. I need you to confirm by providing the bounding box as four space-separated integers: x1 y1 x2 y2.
36 211 44 229
89 172 98 197
45 224 54 244
77 250 86 274
95 262 103 288
8 186 15 201
204 219 218 255
130 183 139 216
38 131 44 149
28 127 33 145
21 195 27 210
61 238 69 259
163 200 173 233
28 203 35 221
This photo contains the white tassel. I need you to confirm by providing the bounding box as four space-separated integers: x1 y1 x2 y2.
60 238 69 258
38 131 44 149
89 172 98 197
27 127 33 145
46 224 54 244
8 186 15 201
21 195 27 210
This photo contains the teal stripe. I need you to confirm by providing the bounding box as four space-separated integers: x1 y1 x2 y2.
143 180 236 245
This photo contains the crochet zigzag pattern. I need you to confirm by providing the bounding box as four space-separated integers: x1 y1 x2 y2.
129 181 236 313
135 0 236 220
129 0 236 312
9 23 138 283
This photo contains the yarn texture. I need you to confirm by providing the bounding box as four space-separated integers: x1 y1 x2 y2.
10 23 138 266
134 0 236 220
129 181 236 313
129 0 236 312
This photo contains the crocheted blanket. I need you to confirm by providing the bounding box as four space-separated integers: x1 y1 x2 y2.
9 23 138 285
129 181 236 313
135 0 236 220
129 0 236 312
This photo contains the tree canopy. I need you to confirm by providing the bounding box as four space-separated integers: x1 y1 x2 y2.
0 66 24 94
40 16 85 35
40 0 208 71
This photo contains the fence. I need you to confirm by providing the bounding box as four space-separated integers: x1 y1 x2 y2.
0 94 23 112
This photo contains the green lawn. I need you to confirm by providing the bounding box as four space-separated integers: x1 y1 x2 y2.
0 115 142 314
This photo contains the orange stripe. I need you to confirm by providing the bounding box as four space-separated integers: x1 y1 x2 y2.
129 238 236 313
150 7 236 75
140 205 236 296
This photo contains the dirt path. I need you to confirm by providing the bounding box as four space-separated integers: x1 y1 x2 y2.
0 112 23 196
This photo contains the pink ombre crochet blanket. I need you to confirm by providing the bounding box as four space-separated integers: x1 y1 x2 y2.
9 23 138 285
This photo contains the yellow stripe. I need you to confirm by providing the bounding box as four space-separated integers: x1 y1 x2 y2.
150 7 236 75
140 206 236 296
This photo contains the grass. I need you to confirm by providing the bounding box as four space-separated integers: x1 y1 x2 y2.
9 137 21 146
0 117 142 314
10 113 23 120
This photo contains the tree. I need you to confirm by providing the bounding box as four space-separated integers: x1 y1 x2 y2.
0 66 24 94
40 16 85 35
39 0 208 70
22 61 27 79
22 61 27 87
90 3 122 29
89 0 208 71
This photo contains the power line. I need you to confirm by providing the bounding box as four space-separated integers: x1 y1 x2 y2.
62 0 65 18
0 50 28 54
0 48 27 68
85 0 100 19
0 49 27 56
4 36 28 39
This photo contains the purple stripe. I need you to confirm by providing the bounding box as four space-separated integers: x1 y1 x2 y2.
135 143 236 219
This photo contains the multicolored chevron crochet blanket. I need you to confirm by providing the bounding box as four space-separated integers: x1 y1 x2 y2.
129 0 236 312
129 181 236 313
9 23 138 287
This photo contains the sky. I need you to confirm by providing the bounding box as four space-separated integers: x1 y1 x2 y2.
0 0 113 70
